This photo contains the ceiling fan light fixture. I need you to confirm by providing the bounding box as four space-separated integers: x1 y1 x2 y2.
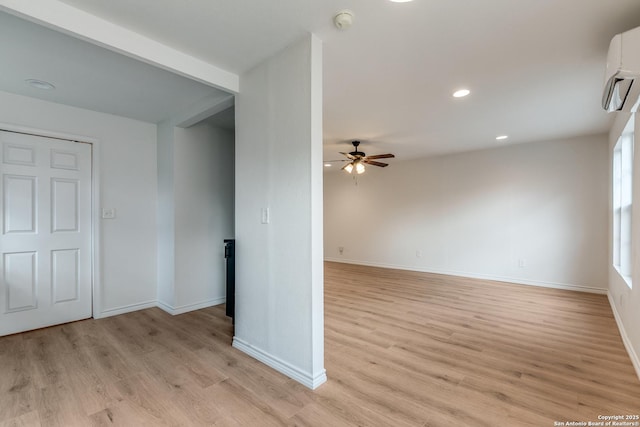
338 140 394 175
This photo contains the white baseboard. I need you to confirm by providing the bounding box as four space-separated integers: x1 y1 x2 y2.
608 292 640 381
98 297 225 319
157 297 226 316
96 300 157 319
156 300 174 315
232 337 327 390
324 258 607 295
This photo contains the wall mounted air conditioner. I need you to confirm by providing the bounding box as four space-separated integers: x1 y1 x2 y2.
603 26 640 113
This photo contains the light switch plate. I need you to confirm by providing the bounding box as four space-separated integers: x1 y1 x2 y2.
102 208 116 219
261 207 270 224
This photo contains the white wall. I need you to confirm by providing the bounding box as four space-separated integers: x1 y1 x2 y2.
234 34 326 389
0 90 158 316
173 123 234 309
325 135 609 293
608 111 640 379
156 120 234 314
156 121 176 308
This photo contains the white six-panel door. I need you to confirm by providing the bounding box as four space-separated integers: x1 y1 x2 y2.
0 131 92 336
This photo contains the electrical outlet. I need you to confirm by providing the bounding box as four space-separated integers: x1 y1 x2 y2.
416 250 422 258
338 246 344 255
518 259 526 268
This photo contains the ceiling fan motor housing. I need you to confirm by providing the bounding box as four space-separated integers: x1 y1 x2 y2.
349 140 365 157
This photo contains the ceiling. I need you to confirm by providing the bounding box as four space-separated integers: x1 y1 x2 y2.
0 11 231 124
203 106 235 131
2 0 640 160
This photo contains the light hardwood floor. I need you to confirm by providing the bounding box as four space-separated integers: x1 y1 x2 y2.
1 262 639 426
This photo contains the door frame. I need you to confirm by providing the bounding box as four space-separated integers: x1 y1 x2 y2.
0 122 102 319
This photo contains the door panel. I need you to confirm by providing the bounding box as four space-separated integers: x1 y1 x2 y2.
52 178 79 232
4 174 36 233
52 248 79 303
3 251 37 312
0 131 92 336
3 143 36 166
50 149 79 170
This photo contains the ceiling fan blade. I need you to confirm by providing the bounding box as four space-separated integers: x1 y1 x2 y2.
339 152 356 160
364 153 395 160
364 160 389 167
325 159 349 163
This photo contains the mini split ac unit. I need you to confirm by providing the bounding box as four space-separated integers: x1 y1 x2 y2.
603 26 640 113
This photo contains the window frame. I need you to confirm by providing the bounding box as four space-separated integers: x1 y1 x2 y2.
612 115 634 288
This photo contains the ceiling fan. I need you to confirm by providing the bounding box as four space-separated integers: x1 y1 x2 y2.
327 140 395 174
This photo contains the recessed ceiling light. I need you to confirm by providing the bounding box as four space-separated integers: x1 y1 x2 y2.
496 135 509 141
453 89 470 98
389 0 414 2
25 79 55 90
324 163 332 167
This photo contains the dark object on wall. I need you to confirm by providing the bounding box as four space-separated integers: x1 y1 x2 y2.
224 239 235 324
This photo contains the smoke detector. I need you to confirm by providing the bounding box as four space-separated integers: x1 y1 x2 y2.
334 10 354 30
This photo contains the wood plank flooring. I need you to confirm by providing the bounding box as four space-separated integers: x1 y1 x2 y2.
1 262 639 426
